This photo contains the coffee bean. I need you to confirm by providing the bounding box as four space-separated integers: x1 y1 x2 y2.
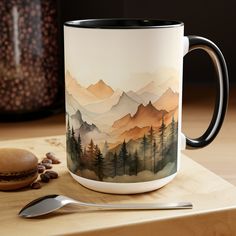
45 170 58 179
31 181 41 189
52 159 61 164
40 173 50 183
45 152 56 160
37 164 46 173
42 158 53 164
0 1 60 114
41 163 52 169
45 152 61 164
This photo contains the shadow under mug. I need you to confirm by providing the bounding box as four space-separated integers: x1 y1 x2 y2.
64 19 229 194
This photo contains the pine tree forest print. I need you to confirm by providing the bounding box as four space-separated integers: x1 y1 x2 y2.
66 71 179 183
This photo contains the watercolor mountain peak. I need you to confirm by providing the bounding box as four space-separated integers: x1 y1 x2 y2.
87 79 114 99
111 92 139 111
66 71 179 182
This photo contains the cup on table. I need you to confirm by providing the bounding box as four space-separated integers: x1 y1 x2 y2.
64 19 229 194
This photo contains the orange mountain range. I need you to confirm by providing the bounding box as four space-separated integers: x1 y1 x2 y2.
112 101 167 130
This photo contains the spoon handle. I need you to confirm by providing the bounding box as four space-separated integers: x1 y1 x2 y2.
75 201 193 210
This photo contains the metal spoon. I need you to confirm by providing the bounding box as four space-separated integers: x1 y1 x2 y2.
18 194 193 218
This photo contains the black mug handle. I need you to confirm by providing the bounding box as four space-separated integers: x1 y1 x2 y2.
184 36 229 149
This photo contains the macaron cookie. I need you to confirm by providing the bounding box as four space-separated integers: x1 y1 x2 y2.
0 148 38 190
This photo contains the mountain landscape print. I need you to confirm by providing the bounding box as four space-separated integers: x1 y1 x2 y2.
66 70 179 183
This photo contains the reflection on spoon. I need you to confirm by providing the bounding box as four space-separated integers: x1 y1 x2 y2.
19 194 193 218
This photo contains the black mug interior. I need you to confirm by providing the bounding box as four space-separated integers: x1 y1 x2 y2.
64 18 183 29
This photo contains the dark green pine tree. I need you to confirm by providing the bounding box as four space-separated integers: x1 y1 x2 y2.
127 153 132 175
113 152 118 176
148 126 155 171
86 139 96 170
134 150 139 175
94 145 104 181
87 139 95 160
76 134 83 165
71 126 75 139
170 116 175 143
141 135 148 170
153 139 158 173
66 118 71 154
169 116 177 162
71 126 77 156
70 126 78 171
159 112 167 161
118 140 128 175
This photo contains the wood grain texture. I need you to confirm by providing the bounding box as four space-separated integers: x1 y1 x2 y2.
0 135 236 235
0 113 65 141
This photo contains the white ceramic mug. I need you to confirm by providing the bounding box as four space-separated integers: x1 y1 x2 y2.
64 19 229 194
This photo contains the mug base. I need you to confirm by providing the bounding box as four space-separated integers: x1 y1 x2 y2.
69 171 177 194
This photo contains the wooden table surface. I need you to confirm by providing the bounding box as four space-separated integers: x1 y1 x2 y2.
1 136 236 236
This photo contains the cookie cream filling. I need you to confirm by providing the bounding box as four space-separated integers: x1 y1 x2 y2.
0 168 37 181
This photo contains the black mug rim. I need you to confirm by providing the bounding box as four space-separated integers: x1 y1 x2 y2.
64 18 184 29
